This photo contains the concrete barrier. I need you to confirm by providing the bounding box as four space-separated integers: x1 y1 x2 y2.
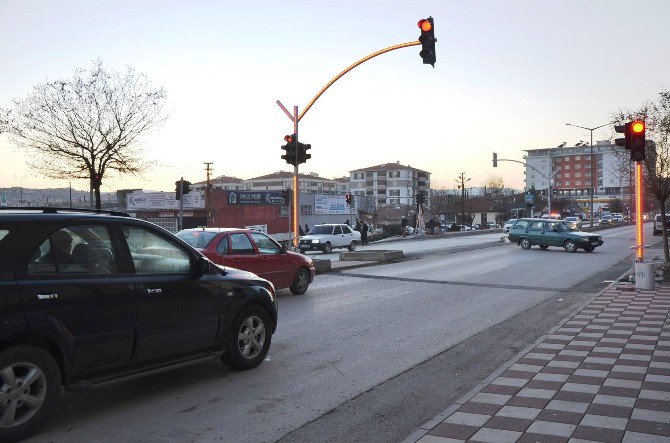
339 250 403 262
311 259 331 273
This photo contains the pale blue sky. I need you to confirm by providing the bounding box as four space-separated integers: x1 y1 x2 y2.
1 0 668 192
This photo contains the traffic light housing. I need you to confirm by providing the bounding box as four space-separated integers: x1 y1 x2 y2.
345 194 352 205
615 120 646 162
281 189 291 204
630 120 646 162
417 191 426 205
492 152 498 168
417 17 436 67
175 180 191 200
281 134 297 165
297 141 311 164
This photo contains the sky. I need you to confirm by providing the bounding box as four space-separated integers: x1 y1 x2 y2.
1 0 668 193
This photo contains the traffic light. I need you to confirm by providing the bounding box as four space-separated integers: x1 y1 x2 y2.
541 189 546 196
615 120 646 162
417 191 426 205
281 189 291 203
492 152 498 168
553 188 558 196
281 134 297 165
345 194 352 205
297 141 311 164
417 17 436 67
630 120 646 162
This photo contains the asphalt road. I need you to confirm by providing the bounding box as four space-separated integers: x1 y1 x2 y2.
30 224 643 443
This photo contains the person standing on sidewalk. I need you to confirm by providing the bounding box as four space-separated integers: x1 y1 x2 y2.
361 221 368 245
401 216 408 238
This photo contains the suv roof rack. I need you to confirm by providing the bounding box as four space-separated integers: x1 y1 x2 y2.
0 207 132 217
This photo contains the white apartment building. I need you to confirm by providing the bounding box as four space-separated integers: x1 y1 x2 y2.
349 161 431 207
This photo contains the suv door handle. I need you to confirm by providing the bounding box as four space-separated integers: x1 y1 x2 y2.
145 288 162 295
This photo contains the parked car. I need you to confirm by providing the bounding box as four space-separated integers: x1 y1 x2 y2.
612 213 624 223
563 216 582 230
299 223 361 253
177 227 315 294
653 214 670 236
0 208 278 441
600 214 614 225
508 218 603 252
503 218 517 233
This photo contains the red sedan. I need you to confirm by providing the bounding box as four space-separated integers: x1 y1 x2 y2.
177 228 315 294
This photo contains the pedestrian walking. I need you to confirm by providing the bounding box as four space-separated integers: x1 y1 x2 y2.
355 219 361 232
361 221 368 245
299 225 305 236
401 215 408 238
304 224 309 234
345 219 350 227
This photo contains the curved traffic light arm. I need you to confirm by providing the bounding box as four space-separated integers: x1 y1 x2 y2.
497 158 552 182
298 41 421 122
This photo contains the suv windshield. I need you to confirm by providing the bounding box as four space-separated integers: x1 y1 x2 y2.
176 230 219 248
308 226 334 235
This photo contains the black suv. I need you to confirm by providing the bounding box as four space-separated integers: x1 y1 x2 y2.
0 208 278 441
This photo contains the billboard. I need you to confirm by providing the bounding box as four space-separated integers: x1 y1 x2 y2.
226 191 286 205
126 191 204 210
314 194 351 215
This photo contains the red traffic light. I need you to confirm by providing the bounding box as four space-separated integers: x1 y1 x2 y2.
631 120 645 134
284 134 294 143
418 19 432 32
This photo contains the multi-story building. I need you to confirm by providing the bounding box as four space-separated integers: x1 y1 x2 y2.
524 141 631 212
192 175 244 191
244 171 341 194
349 161 431 207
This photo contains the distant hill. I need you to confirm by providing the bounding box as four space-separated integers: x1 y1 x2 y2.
0 187 116 207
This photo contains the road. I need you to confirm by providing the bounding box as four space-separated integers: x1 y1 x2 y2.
30 224 644 443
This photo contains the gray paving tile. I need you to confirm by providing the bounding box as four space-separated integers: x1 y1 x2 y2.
496 405 541 420
574 369 610 378
562 383 600 394
549 360 581 369
510 363 544 373
631 408 670 424
612 364 648 374
444 412 491 427
546 400 589 413
623 430 670 442
469 427 521 443
534 373 570 383
491 377 528 387
619 354 652 362
593 346 624 354
603 378 642 389
639 390 670 401
592 394 637 407
650 361 670 369
584 356 617 365
645 374 670 384
580 414 628 430
470 392 512 405
517 388 557 399
561 349 590 357
526 420 576 437
525 352 555 360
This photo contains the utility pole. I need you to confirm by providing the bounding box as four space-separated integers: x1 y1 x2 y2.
204 162 213 227
456 172 471 230
178 177 184 232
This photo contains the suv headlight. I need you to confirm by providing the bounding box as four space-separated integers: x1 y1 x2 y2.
311 239 320 244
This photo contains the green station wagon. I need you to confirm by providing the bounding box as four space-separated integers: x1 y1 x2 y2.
508 218 603 252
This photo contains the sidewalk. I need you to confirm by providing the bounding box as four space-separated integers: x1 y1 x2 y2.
407 282 670 442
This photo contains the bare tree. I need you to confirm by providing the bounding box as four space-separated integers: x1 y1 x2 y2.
612 89 670 264
1 60 167 209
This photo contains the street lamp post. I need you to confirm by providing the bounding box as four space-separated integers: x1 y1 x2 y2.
565 122 612 228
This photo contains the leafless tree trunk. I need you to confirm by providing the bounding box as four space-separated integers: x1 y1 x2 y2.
1 60 167 209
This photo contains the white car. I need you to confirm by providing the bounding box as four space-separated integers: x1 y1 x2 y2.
299 224 361 253
503 219 517 233
653 214 670 236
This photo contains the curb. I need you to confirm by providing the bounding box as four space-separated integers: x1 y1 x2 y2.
401 267 634 443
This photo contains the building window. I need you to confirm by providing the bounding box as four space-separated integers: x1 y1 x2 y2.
564 173 571 178
575 164 581 169
300 205 312 215
566 181 571 186
575 156 581 160
575 172 581 178
564 164 570 170
576 181 582 185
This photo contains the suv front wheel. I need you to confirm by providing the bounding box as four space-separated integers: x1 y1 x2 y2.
0 345 61 442
221 306 272 370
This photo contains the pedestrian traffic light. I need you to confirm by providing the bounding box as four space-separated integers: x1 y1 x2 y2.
297 141 311 164
492 152 498 168
630 120 646 162
615 120 646 162
417 17 436 67
281 134 297 165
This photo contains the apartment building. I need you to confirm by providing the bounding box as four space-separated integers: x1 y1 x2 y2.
349 161 431 207
244 171 342 194
524 141 630 212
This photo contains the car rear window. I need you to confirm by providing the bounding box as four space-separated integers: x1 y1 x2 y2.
176 231 219 248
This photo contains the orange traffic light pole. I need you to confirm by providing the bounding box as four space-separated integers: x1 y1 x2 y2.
277 39 422 249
